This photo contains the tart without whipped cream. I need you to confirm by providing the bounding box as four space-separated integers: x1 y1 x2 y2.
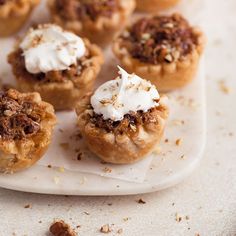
136 0 180 12
76 67 169 164
113 13 206 91
48 0 136 46
0 0 40 37
0 89 56 173
8 24 104 110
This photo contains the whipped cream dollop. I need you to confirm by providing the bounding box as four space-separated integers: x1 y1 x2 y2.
20 24 86 74
91 67 160 121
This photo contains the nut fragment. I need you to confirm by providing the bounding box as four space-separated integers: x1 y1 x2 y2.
100 224 111 234
49 220 77 236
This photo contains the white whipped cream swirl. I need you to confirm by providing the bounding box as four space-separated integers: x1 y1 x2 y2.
91 67 160 121
20 24 86 74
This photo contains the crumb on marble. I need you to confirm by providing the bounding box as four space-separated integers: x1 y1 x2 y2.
103 167 112 173
218 80 231 94
24 204 31 209
49 220 77 236
137 198 146 204
175 138 183 146
100 224 111 234
175 213 182 222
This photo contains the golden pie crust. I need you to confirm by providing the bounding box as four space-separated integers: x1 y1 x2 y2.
76 94 168 164
0 89 56 173
113 17 206 91
136 0 180 12
48 0 136 46
8 38 104 110
0 0 40 37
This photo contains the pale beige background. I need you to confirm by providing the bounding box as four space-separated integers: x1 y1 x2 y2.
0 0 235 235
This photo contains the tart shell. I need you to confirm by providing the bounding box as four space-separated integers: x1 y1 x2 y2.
48 0 136 46
76 94 169 164
8 38 104 110
0 89 56 173
113 27 206 91
136 0 181 12
0 0 40 37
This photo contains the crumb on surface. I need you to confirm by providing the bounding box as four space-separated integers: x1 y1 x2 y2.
77 152 83 161
175 213 182 222
137 198 146 204
100 224 111 234
24 204 31 209
218 80 231 94
49 220 77 236
103 167 112 173
175 138 183 146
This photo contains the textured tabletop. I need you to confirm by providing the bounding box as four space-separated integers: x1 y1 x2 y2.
0 0 235 235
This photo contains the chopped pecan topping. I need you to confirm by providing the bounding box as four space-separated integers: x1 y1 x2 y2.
49 220 77 236
0 90 41 140
8 48 91 83
89 105 165 134
121 13 199 64
55 0 119 22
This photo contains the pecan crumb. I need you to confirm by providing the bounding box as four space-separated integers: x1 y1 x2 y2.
24 204 31 209
100 224 111 234
77 152 83 161
49 220 77 236
103 167 112 173
137 199 146 204
175 138 183 146
219 80 231 94
175 213 182 222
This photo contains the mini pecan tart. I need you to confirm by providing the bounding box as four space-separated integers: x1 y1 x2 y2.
48 0 136 46
8 24 104 110
0 89 56 173
136 0 180 12
113 13 206 91
76 67 169 164
0 0 40 37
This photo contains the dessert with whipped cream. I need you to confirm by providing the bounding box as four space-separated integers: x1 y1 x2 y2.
48 0 136 46
113 13 206 91
0 0 40 37
76 67 169 164
0 89 56 173
8 24 104 110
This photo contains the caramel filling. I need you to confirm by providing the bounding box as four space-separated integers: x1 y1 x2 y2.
89 105 164 134
121 13 199 64
8 49 91 83
0 91 41 140
55 0 119 22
